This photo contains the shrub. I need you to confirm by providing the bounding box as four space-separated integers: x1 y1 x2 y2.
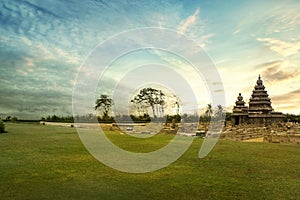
11 117 18 122
0 119 5 133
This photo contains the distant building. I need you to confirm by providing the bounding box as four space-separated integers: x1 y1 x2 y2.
232 75 284 125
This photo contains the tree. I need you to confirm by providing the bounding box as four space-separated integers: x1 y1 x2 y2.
0 119 5 133
5 116 11 121
173 96 180 115
284 113 300 123
95 94 113 119
11 117 18 122
205 104 213 117
131 88 165 118
215 104 224 118
225 112 232 121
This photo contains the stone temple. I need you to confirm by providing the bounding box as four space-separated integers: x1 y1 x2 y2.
232 75 284 125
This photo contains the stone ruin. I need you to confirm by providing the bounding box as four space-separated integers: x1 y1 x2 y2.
232 75 284 126
99 75 300 144
222 75 299 144
221 121 300 144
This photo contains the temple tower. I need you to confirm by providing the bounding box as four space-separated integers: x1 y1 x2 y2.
248 75 273 115
232 75 284 125
232 93 248 125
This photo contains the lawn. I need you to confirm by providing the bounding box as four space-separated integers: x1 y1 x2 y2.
0 123 299 200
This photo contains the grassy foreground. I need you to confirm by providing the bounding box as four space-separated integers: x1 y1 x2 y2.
0 123 299 200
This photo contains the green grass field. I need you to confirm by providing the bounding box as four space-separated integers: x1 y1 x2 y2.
0 123 299 200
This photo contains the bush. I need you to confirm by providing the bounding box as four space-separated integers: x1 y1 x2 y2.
0 119 5 133
11 117 18 122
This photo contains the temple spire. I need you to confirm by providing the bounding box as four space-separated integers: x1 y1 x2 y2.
256 74 263 86
234 93 246 107
232 75 284 125
250 75 272 114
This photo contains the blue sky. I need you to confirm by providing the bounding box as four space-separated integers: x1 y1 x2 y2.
0 0 300 119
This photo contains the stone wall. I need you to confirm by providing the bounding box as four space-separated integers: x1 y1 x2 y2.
222 124 267 141
99 121 300 144
221 122 300 144
263 134 300 144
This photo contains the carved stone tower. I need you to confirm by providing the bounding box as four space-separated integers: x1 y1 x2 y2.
248 75 273 115
232 93 248 125
232 75 284 125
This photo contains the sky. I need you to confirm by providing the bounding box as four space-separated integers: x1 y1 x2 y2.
0 0 300 119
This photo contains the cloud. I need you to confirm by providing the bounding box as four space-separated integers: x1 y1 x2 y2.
271 88 300 114
257 38 300 57
269 11 300 33
234 1 300 36
254 60 282 69
2 1 206 119
197 33 215 48
233 29 240 34
255 60 299 82
0 84 73 119
20 37 32 46
272 89 300 102
1 0 299 118
177 8 200 35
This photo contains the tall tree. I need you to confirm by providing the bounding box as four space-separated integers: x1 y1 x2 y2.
95 94 113 119
205 104 213 117
215 104 225 119
216 104 223 115
174 96 180 115
131 88 165 118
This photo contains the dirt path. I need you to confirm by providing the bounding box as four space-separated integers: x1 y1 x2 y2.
242 137 264 143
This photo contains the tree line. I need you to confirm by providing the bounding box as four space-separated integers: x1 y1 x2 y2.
35 112 300 124
3 86 300 124
284 113 300 123
94 87 226 123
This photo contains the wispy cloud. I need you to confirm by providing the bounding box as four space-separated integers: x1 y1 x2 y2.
176 7 214 48
254 60 282 69
257 38 300 57
233 29 240 35
272 88 300 113
255 60 299 82
234 1 300 35
268 11 300 33
273 88 300 102
177 8 200 35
